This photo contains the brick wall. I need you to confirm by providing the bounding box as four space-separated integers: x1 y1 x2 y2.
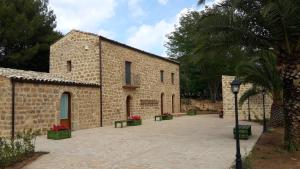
222 75 272 120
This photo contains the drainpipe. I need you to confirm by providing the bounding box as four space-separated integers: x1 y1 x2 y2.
11 79 15 139
99 37 103 127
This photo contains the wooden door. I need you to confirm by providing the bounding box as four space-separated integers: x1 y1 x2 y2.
126 96 131 118
161 93 164 115
60 93 71 129
125 61 132 85
172 94 175 113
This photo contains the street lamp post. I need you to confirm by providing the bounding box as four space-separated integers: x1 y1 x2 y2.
247 98 251 121
231 79 242 169
262 88 267 133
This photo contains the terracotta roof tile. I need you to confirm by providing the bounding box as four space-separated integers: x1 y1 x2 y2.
0 67 100 87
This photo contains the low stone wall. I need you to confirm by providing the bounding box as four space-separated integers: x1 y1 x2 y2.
222 75 272 120
181 99 222 112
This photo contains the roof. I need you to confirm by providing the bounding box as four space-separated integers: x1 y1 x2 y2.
68 30 180 65
0 67 100 87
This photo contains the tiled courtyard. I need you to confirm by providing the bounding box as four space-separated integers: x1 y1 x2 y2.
25 115 262 169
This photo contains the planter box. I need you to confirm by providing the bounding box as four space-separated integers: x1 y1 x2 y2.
47 130 71 140
162 115 173 120
127 119 142 126
187 110 198 116
233 125 252 140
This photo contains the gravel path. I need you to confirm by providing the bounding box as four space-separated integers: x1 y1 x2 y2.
25 114 262 169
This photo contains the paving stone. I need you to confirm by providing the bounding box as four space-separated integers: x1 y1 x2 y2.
25 115 262 169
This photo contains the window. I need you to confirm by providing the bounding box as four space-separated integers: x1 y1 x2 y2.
67 61 72 72
171 73 175 84
160 70 164 82
125 61 132 85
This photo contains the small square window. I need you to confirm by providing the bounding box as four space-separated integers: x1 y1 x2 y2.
67 61 72 72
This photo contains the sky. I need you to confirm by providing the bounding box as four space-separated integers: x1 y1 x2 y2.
49 0 221 57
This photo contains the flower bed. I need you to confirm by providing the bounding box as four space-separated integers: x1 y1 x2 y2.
162 113 173 120
47 125 71 140
0 129 40 168
127 115 142 126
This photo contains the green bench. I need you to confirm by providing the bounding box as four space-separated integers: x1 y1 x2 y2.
115 120 128 128
233 125 252 140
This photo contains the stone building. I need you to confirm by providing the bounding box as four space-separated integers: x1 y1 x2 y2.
0 30 180 137
222 75 272 120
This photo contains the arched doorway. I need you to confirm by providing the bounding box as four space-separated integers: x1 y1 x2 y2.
161 93 164 115
126 95 132 119
172 94 175 113
60 92 71 129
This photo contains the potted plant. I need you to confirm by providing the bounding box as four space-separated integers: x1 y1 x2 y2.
162 113 173 120
219 110 224 118
47 124 71 140
127 115 142 126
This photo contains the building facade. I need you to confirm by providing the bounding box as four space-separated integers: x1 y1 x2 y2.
0 30 180 137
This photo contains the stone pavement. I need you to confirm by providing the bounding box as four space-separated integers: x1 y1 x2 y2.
25 114 262 169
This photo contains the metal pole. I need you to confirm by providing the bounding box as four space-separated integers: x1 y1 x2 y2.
247 98 251 121
234 93 242 169
263 92 267 132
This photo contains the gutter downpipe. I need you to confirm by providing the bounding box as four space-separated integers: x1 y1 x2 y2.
11 79 15 139
99 37 103 127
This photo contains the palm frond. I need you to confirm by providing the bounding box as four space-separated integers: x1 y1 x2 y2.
197 0 206 6
239 87 259 106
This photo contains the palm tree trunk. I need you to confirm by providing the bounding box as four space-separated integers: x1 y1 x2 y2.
270 101 284 128
282 63 300 151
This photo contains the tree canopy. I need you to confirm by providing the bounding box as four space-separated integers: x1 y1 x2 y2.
196 0 300 150
165 10 245 101
0 0 62 72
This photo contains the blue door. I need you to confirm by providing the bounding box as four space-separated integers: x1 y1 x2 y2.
60 93 70 128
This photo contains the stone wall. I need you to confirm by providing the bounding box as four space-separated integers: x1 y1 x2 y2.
0 76 12 137
101 39 180 125
50 31 100 84
222 75 272 120
181 99 222 112
0 77 101 137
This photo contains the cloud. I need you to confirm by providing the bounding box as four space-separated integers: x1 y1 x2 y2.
127 7 194 57
98 29 116 39
128 20 173 56
215 0 226 3
128 0 144 17
49 0 117 33
158 0 168 5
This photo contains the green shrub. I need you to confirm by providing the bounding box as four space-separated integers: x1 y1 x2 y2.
230 153 252 169
187 109 198 115
0 129 40 168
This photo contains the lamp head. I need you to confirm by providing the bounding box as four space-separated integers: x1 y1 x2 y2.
262 88 266 95
231 79 241 94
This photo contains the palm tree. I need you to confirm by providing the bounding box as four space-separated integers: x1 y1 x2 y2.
237 52 283 127
197 0 300 151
